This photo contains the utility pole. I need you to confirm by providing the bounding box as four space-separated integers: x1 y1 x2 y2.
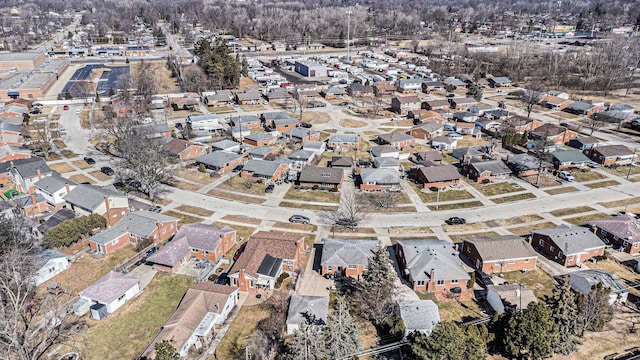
627 148 637 180
346 10 352 61
245 336 249 360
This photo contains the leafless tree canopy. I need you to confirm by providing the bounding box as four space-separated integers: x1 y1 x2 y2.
319 189 370 229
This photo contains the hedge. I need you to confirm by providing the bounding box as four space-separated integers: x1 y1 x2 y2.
45 213 107 248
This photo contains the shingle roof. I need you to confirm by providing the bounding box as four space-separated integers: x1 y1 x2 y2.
569 269 628 295
396 239 470 282
331 156 354 167
411 122 443 134
395 95 421 103
79 271 139 304
329 133 359 144
243 159 282 177
451 97 477 105
320 238 377 267
426 100 451 108
249 146 275 158
588 215 640 244
262 111 290 121
469 158 512 175
164 138 199 155
592 144 634 157
532 225 605 255
452 146 489 160
360 168 402 185
63 184 125 212
286 294 329 328
298 167 343 184
322 86 346 95
228 231 303 278
195 151 242 168
283 128 319 140
371 145 399 155
11 157 51 179
415 151 443 163
374 157 400 168
397 300 440 334
34 249 68 268
274 117 299 126
245 132 275 142
463 235 538 262
35 173 75 193
532 123 568 137
431 136 456 144
230 115 261 126
507 153 552 171
552 150 590 164
416 165 461 183
89 211 178 245
147 224 235 267
378 132 415 144
211 140 240 151
567 101 597 112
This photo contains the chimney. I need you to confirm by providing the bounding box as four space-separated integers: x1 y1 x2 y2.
104 195 111 225
9 160 14 168
36 168 42 180
65 182 70 194
30 194 36 207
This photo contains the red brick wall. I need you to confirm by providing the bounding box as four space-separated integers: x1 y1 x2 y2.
321 264 366 280
105 207 129 227
179 146 207 161
276 124 298 132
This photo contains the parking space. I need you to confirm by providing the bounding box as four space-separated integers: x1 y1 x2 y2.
126 264 157 290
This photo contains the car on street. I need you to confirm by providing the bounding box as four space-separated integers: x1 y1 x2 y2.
83 157 96 165
265 184 274 193
148 205 162 213
100 166 115 176
558 170 575 182
445 217 466 225
30 109 42 115
289 215 310 224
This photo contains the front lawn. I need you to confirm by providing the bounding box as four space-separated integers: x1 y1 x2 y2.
283 187 340 203
571 170 607 182
216 305 272 360
161 210 203 225
469 181 524 196
415 187 475 203
500 269 557 299
550 206 595 217
491 192 536 203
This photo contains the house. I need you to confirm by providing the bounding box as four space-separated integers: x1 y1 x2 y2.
273 117 300 132
506 153 552 177
412 165 461 188
373 157 401 170
211 139 241 153
373 81 396 96
164 139 208 161
391 96 422 115
230 115 262 130
321 86 346 99
502 115 543 133
195 151 244 173
359 168 402 191
243 132 277 147
461 235 538 274
541 95 573 111
414 151 443 166
10 157 52 193
33 249 69 286
452 111 477 123
261 111 291 124
422 100 451 111
140 124 172 139
147 224 236 273
552 150 591 170
249 146 277 160
450 97 478 110
302 140 326 155
0 145 31 163
88 211 179 255
294 60 327 77
461 158 512 183
395 239 471 300
79 271 140 319
488 76 512 87
330 156 354 169
547 90 570 99
588 215 640 254
377 132 415 149
282 128 321 144
487 284 538 314
396 300 440 337
422 81 445 92
444 77 466 88
38 208 75 234
347 83 373 97
63 184 129 226
431 136 457 150
408 122 444 140
485 109 509 120
34 174 75 210
397 79 423 93
228 231 305 291
409 110 443 123
288 149 316 168
142 284 239 358
568 136 602 151
298 167 344 190
286 295 329 334
205 93 234 107
586 145 635 166
186 114 219 132
320 238 377 280
370 145 400 159
13 193 49 217
565 101 604 116
475 118 502 131
327 133 360 152
235 89 262 105
530 225 605 267
471 103 499 116
567 269 628 304
530 124 577 144
241 159 289 183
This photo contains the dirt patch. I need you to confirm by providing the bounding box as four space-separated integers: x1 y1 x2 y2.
443 223 488 232
273 221 317 232
448 231 499 243
161 210 203 224
544 186 578 195
498 215 544 226
585 180 621 189
221 215 262 225
48 162 74 173
456 136 491 148
339 119 368 128
168 180 201 191
60 150 76 159
508 222 558 236
470 181 524 196
388 226 434 234
89 170 112 181
175 169 216 184
600 197 640 208
174 205 214 217
68 174 94 184
72 160 92 170
302 111 330 124
207 190 265 204
563 213 609 226
571 170 607 182
284 187 340 203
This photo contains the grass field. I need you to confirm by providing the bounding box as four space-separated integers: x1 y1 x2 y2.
68 174 94 184
417 293 487 322
174 205 214 217
498 215 544 226
207 190 265 204
544 186 578 195
72 160 92 170
216 305 272 359
49 162 74 173
221 215 262 225
550 206 595 217
508 222 558 236
283 187 340 203
279 201 338 211
448 231 499 243
491 192 536 203
161 210 203 224
600 197 640 208
469 182 523 196
428 200 484 211
216 177 267 196
415 187 475 203
563 213 609 226
571 170 607 182
501 269 557 299
585 180 621 189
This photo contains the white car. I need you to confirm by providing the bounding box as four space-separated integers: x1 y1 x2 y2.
558 171 575 182
75 108 81 114
447 132 463 139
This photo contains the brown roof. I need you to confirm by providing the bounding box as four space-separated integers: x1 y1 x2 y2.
164 138 200 155
416 165 461 183
589 215 640 244
425 100 450 108
543 95 571 105
505 115 533 127
396 96 421 104
374 82 395 91
298 166 344 184
331 156 354 167
229 231 303 278
593 144 634 157
532 123 568 137
415 151 443 162
463 235 538 262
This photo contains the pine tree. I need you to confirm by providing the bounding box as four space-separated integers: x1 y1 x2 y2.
323 296 361 358
502 302 557 359
463 325 490 360
466 83 483 102
356 244 397 327
285 321 326 360
548 275 581 355
154 340 179 360
408 321 465 360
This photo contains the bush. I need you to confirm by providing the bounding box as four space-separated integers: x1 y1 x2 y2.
329 187 338 192
45 214 107 248
198 163 206 173
208 274 219 282
429 186 438 192
312 184 320 190
275 272 290 288
293 185 299 189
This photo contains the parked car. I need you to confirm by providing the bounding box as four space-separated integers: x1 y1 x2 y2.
475 270 494 287
63 105 69 110
558 170 575 182
443 124 456 132
445 217 466 225
289 215 310 224
587 161 599 168
196 259 211 269
30 109 42 115
32 102 43 107
338 101 349 106
124 178 142 188
83 157 96 165
100 166 115 176
447 132 463 139
149 205 162 213
298 122 312 128
233 242 247 261
265 184 275 193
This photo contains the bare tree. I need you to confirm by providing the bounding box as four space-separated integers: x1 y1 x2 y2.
519 87 544 119
583 113 607 135
23 122 53 158
181 65 208 94
133 60 159 110
320 189 370 229
365 191 400 209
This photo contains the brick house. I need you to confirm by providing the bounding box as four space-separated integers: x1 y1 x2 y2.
235 89 262 105
461 158 512 183
377 132 416 149
506 153 552 177
320 238 377 280
88 211 179 255
552 150 591 170
588 215 640 255
14 193 49 217
373 81 396 96
282 128 321 144
9 157 52 193
147 224 237 273
241 159 289 183
422 100 451 111
230 115 262 129
328 133 360 152
450 97 478 111
414 151 443 166
408 122 444 140
395 240 471 301
298 167 344 190
321 86 346 99
391 96 422 115
586 145 635 166
409 110 443 123
412 165 461 188
461 235 538 274
531 124 578 144
227 231 305 291
273 117 300 132
541 95 573 111
359 168 402 191
347 83 373 97
530 225 605 267
397 79 423 93
502 115 543 133
195 151 244 173
565 101 604 116
243 132 277 147
64 184 129 227
164 138 208 161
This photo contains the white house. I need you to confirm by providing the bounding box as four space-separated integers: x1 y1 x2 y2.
34 175 76 208
431 136 458 150
33 249 70 286
79 271 140 319
186 114 221 132
396 300 440 337
568 269 628 305
302 140 326 156
487 284 538 314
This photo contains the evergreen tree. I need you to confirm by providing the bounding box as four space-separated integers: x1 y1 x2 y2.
466 83 483 102
548 275 581 355
356 244 397 327
520 131 530 146
323 296 361 358
154 340 179 360
502 302 557 360
463 325 491 360
407 321 465 360
64 90 73 100
285 321 326 360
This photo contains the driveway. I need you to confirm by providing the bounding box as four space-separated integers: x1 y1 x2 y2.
126 264 157 290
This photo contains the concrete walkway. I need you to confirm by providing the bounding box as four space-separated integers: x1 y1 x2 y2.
197 292 248 360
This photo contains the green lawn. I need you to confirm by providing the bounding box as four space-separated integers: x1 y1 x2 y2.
501 269 558 299
470 182 524 196
84 274 193 360
283 187 340 203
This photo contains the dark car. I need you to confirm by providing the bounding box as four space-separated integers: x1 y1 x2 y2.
196 259 211 269
289 215 310 224
100 166 115 176
30 109 42 115
265 184 274 193
357 160 372 167
233 242 247 261
298 122 312 128
149 205 162 213
83 157 96 165
232 165 244 173
307 103 316 108
124 178 142 188
445 217 466 225
63 105 69 110
338 101 349 106
175 122 184 130
475 270 494 287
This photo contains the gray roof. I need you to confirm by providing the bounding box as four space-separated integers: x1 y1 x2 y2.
490 76 511 84
286 294 329 328
374 157 400 168
89 211 178 245
552 150 590 164
423 81 445 88
187 114 218 123
378 132 414 144
63 184 125 212
396 239 470 282
147 224 235 267
331 156 354 167
371 145 399 156
569 269 628 296
283 127 319 140
288 149 315 161
245 132 275 142
302 140 325 151
38 208 76 233
567 101 597 112
230 115 260 126
273 117 299 126
462 235 538 262
13 193 45 207
416 165 461 182
452 146 489 160
532 225 605 255
328 133 359 144
298 167 343 184
469 158 512 175
79 271 139 304
507 153 552 171
11 157 52 179
431 136 456 144
249 146 275 157
243 159 283 177
34 249 68 268
360 168 402 185
262 111 290 121
411 122 443 134
195 151 243 169
397 300 440 335
211 140 240 151
34 173 75 193
444 77 466 87
320 238 377 267
322 86 346 95
592 144 634 157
